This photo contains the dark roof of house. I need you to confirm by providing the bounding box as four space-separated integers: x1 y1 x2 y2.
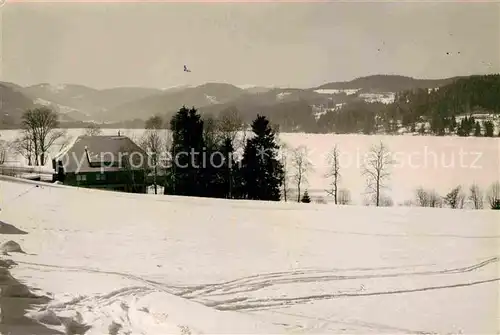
54 135 148 173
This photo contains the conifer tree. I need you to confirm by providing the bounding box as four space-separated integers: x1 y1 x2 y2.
167 106 205 197
484 121 494 137
301 190 311 203
241 115 284 201
474 122 482 137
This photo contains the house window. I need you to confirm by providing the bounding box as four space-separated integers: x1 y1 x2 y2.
96 173 106 181
76 174 87 181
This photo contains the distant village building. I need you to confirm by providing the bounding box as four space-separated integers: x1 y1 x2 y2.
52 135 149 193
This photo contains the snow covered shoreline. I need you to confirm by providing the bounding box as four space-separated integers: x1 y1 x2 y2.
1 175 499 334
2 130 499 206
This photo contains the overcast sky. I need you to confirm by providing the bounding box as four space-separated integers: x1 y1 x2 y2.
1 1 499 89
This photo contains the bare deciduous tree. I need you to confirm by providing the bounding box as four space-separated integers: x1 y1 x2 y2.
379 194 394 207
0 135 8 165
315 196 327 204
469 183 484 209
428 191 443 208
202 115 221 150
487 181 500 209
325 145 341 204
21 107 64 166
218 107 244 146
141 116 165 194
338 188 351 205
361 141 394 207
401 199 414 207
415 187 443 208
194 109 245 199
57 133 72 153
279 142 291 202
12 130 35 166
84 123 103 136
291 145 313 202
415 187 430 207
119 143 148 194
163 129 174 195
271 122 280 137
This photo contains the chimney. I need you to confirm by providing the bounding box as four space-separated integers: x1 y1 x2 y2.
84 145 91 163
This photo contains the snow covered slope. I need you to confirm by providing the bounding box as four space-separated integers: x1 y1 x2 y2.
1 176 499 334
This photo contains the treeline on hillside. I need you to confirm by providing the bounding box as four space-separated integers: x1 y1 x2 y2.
198 99 320 133
316 74 500 136
382 74 500 135
316 101 383 134
195 74 500 136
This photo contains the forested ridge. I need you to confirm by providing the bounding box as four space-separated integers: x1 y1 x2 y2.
316 74 500 136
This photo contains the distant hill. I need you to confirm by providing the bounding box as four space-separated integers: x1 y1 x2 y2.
21 84 163 122
315 75 463 93
197 88 332 126
0 82 36 127
1 74 497 133
0 81 26 91
101 83 247 122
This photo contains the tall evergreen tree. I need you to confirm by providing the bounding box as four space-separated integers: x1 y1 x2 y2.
450 116 458 133
474 122 482 136
219 138 237 199
430 113 445 136
457 117 474 137
167 106 205 197
484 121 494 137
241 115 284 201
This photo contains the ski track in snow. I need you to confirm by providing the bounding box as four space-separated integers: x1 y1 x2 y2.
268 309 437 334
2 178 499 334
14 255 499 333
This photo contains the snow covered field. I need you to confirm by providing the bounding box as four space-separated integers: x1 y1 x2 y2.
1 176 499 334
1 129 499 205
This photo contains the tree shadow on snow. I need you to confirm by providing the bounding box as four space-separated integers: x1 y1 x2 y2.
0 220 28 235
0 269 64 334
0 296 65 334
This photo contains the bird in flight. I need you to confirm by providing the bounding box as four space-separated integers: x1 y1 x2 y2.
184 65 191 72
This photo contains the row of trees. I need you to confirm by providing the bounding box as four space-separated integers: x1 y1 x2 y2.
380 75 500 136
138 107 406 208
140 108 398 207
414 183 500 210
316 102 500 137
272 139 500 210
139 106 285 201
